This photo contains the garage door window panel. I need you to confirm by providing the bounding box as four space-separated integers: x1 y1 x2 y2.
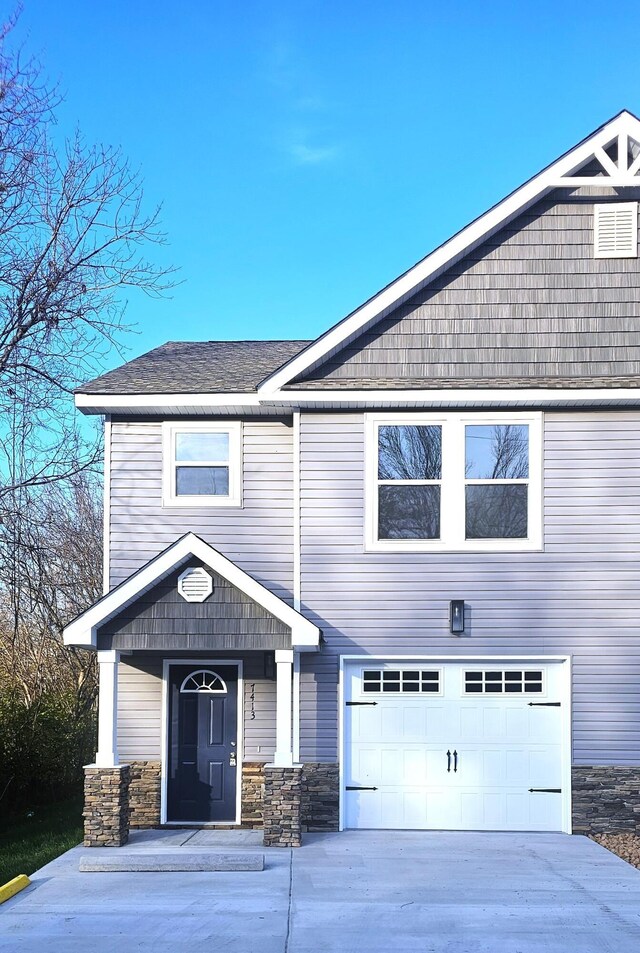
464 670 544 694
362 669 441 693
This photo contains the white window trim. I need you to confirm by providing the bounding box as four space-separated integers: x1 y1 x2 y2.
364 411 543 552
162 421 242 508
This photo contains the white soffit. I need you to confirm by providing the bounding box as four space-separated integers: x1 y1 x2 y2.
258 110 640 395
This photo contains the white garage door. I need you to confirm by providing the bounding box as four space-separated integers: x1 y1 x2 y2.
343 660 567 832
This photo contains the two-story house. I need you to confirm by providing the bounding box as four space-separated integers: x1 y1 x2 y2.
64 110 640 848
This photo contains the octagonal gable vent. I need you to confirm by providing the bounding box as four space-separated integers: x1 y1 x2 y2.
177 566 213 603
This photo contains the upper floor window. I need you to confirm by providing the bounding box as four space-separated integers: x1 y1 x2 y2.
162 422 241 507
366 413 542 552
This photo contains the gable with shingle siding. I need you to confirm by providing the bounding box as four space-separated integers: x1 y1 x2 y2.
290 189 640 389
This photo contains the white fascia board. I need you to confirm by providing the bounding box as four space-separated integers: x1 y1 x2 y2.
75 392 262 413
258 111 640 395
264 387 640 407
63 532 320 649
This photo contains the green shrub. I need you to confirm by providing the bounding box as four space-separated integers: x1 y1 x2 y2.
0 692 96 809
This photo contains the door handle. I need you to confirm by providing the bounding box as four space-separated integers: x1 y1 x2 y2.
447 750 451 772
453 750 458 773
229 752 237 767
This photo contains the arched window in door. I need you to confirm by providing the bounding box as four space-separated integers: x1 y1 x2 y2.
179 669 228 693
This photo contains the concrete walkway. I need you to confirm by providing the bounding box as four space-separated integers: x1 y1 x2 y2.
2 831 640 951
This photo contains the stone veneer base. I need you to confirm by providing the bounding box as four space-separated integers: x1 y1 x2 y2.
83 764 130 847
129 760 162 829
572 766 640 835
301 762 340 832
87 762 640 842
263 766 302 847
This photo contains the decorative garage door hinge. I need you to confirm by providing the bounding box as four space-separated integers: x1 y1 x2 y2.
346 786 378 791
346 701 378 706
528 702 561 707
528 788 562 793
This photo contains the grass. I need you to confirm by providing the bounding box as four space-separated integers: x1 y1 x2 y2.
0 794 83 885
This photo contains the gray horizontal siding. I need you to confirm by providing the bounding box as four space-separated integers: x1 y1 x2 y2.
117 653 276 763
109 420 293 600
294 195 640 386
299 411 640 766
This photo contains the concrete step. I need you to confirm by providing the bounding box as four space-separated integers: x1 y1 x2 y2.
79 851 264 872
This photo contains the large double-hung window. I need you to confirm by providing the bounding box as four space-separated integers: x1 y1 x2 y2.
367 413 542 551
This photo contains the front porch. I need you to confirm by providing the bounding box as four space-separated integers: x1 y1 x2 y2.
62 534 327 849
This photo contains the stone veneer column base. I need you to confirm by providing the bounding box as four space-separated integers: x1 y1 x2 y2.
572 766 640 834
263 766 302 847
301 763 339 832
128 761 161 829
242 763 265 827
83 764 131 847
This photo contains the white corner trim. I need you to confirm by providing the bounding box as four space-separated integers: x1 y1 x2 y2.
102 416 111 596
258 111 640 394
62 532 320 649
293 411 301 612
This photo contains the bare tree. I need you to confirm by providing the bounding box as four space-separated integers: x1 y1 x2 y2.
0 472 101 710
0 15 175 511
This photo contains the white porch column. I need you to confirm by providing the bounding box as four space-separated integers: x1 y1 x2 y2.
95 649 120 767
273 649 294 767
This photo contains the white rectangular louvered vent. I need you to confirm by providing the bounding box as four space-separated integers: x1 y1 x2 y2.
594 202 638 258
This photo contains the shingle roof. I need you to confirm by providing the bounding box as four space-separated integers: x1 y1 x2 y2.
289 375 640 390
76 340 311 395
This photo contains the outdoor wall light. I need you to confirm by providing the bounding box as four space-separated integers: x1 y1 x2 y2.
450 600 465 634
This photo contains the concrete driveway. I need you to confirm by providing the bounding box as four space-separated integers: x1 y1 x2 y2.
2 831 640 952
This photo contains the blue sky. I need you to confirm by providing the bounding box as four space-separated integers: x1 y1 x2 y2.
11 0 640 373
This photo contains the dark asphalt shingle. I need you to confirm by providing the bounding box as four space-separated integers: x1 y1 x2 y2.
76 340 311 395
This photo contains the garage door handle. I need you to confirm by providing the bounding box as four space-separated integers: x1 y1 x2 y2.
447 750 451 772
528 788 561 793
346 786 378 791
346 701 378 706
528 702 561 707
453 750 458 773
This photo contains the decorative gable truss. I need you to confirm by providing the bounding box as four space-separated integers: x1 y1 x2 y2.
257 110 640 398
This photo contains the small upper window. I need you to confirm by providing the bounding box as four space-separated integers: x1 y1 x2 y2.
163 422 241 507
594 202 637 258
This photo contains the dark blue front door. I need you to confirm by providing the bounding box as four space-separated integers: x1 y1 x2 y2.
167 665 238 822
